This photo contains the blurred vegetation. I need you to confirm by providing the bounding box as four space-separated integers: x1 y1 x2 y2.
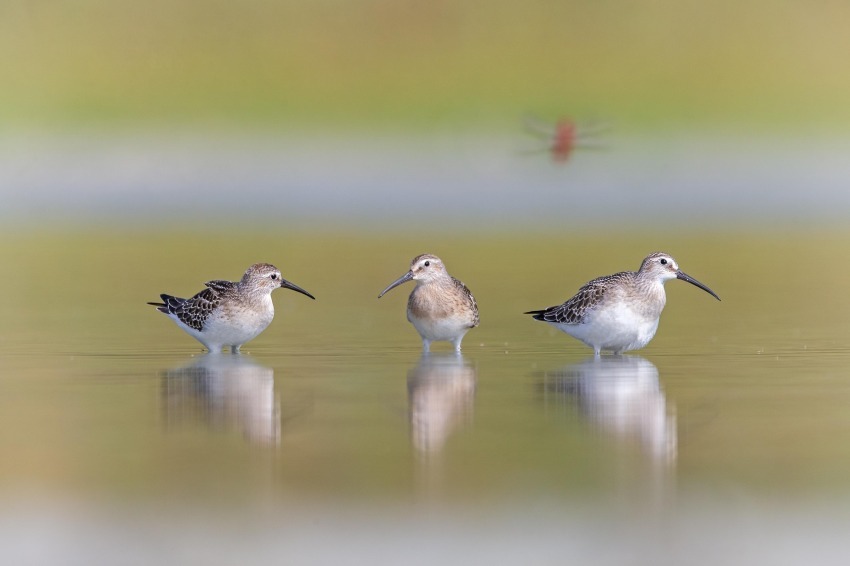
2 1 850 132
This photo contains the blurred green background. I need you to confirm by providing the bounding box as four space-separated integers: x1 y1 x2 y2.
4 0 850 133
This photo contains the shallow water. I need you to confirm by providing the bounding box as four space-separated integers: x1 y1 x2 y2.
2 227 850 563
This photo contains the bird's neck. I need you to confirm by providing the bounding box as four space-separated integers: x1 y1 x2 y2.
634 278 667 315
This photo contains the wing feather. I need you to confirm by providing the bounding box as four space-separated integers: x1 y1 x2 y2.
526 272 628 325
161 287 224 331
205 280 235 294
452 277 479 328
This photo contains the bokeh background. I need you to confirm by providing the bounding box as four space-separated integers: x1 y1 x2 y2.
5 1 850 132
4 1 850 229
3 2 850 564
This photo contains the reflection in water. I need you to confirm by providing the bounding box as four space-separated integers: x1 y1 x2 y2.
541 356 676 466
161 354 280 445
408 353 476 456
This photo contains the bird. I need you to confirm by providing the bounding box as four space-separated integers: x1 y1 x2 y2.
525 252 719 355
148 263 315 353
378 254 479 352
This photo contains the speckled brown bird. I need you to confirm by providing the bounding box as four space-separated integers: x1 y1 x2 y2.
525 252 719 355
148 263 315 353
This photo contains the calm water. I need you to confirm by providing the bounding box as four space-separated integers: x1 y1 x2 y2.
2 227 850 564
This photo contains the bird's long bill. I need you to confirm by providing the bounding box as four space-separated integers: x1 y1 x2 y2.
676 271 721 301
280 278 316 300
378 271 413 298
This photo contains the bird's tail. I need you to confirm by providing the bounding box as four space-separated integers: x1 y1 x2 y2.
524 309 548 321
148 294 177 314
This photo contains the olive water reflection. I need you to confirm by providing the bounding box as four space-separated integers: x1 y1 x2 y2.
540 356 676 465
161 354 280 446
408 354 476 456
407 353 476 496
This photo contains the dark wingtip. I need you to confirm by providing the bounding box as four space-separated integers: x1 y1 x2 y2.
150 294 178 313
147 301 168 314
524 309 547 321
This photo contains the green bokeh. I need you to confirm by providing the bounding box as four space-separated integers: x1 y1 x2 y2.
4 1 850 132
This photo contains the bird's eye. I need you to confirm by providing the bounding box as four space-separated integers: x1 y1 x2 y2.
271 274 278 280
424 261 430 267
660 259 667 265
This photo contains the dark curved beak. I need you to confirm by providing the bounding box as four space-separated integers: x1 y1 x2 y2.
676 270 720 301
279 278 315 300
378 271 413 298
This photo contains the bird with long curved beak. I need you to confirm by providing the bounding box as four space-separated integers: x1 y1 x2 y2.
525 252 719 355
149 263 315 353
379 254 479 353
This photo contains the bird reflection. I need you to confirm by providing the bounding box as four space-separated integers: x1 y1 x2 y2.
541 355 676 465
161 354 280 445
408 353 476 456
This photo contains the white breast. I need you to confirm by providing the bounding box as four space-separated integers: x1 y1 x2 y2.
557 301 660 353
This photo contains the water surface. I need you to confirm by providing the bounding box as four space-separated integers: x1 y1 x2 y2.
2 228 849 563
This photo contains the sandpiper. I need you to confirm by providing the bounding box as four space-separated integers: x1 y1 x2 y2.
378 254 479 352
148 263 315 353
525 252 719 355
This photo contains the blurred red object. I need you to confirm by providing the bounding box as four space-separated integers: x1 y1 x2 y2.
522 115 608 164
